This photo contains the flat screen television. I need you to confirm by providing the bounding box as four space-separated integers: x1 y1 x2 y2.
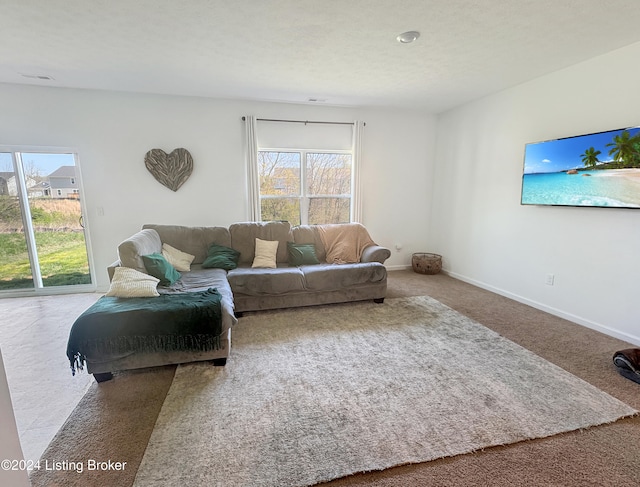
521 125 640 208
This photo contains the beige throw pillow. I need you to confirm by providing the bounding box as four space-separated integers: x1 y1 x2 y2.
162 243 195 272
106 267 160 298
251 238 278 268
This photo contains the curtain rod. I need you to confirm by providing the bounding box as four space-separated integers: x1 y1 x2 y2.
242 116 362 126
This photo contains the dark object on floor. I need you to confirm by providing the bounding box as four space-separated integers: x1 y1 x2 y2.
613 348 640 385
94 372 113 383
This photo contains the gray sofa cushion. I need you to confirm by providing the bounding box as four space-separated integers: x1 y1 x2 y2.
143 224 231 264
118 229 162 274
291 225 327 262
227 266 306 296
301 262 387 291
229 221 292 265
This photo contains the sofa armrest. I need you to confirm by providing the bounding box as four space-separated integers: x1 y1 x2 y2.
117 228 162 274
107 261 121 282
361 245 391 264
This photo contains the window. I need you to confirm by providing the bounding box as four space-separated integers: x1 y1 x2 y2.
0 149 94 293
258 150 352 225
245 117 363 224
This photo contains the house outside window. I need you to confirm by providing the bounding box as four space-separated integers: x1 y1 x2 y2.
258 150 352 225
0 148 94 292
49 165 78 199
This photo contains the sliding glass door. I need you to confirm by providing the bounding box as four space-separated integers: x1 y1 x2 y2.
0 149 94 292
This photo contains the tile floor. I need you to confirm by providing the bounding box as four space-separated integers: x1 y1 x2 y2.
0 292 101 463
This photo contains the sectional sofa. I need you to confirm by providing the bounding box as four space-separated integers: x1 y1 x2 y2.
68 221 390 381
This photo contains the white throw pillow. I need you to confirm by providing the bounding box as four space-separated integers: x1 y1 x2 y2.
251 238 278 269
162 243 195 272
106 267 160 297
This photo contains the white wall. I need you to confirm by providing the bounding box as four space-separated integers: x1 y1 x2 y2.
431 41 640 346
0 348 30 487
0 84 435 290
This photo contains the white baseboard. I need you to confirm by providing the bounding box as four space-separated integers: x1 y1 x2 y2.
443 270 640 347
385 264 412 271
0 285 98 299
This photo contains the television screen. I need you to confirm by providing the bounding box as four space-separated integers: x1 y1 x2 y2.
521 126 640 208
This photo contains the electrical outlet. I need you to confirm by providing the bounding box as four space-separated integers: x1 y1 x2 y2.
545 274 555 286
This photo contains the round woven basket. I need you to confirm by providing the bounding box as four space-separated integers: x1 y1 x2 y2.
411 253 442 275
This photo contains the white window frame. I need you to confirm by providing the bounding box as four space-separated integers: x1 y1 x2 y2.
0 145 96 296
257 148 353 225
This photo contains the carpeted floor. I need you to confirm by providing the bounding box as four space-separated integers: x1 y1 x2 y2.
133 296 635 487
31 270 640 487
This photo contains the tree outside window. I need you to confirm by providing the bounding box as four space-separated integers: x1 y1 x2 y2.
258 150 352 225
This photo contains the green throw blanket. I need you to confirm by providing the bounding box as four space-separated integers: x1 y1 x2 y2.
67 288 222 375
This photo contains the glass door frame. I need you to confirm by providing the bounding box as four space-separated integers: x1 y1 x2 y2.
0 145 97 297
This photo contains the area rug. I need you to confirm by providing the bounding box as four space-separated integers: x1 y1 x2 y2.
132 296 636 487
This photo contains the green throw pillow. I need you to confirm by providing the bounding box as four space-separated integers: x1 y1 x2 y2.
288 242 320 266
142 253 181 286
202 243 240 270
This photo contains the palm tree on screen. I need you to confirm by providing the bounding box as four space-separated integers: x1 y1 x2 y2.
580 147 601 168
606 131 635 168
630 132 640 167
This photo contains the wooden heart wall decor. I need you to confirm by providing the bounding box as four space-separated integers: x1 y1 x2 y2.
144 148 193 192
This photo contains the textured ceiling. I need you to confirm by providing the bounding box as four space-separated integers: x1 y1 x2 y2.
2 0 640 112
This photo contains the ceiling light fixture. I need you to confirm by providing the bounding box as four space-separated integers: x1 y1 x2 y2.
396 31 420 44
